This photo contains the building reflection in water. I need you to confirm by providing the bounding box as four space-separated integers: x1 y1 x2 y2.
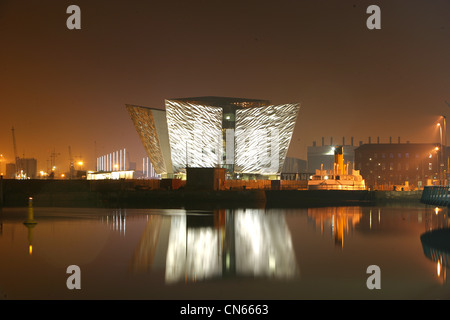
420 207 450 284
101 209 127 236
130 209 299 283
307 207 363 248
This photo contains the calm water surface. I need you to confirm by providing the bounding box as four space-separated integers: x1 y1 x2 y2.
0 204 449 300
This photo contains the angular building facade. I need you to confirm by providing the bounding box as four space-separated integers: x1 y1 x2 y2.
126 97 300 179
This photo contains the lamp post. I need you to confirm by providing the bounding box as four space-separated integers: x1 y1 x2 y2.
438 116 448 185
438 123 443 184
435 146 441 185
443 116 447 184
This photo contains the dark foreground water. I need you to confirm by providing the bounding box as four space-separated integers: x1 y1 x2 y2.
0 204 449 300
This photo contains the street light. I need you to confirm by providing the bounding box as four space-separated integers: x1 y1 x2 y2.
438 116 448 185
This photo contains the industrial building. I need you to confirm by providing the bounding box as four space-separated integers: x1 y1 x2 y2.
4 158 37 179
126 97 300 179
307 137 357 173
354 142 444 190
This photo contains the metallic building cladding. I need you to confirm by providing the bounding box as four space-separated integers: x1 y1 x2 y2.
125 105 167 174
165 100 223 174
235 103 300 175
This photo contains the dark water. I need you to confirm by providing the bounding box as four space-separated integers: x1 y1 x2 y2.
0 204 449 300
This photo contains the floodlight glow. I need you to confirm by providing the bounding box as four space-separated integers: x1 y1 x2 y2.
165 100 223 173
235 103 299 174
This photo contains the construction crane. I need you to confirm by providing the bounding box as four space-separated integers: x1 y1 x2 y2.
11 126 18 177
68 146 74 179
49 148 60 179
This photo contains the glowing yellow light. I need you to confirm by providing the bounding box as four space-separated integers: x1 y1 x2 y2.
29 245 33 255
78 161 83 166
61 173 65 178
437 123 441 127
435 207 440 215
437 260 441 277
435 147 439 151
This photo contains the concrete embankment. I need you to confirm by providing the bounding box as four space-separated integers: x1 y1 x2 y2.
0 179 424 208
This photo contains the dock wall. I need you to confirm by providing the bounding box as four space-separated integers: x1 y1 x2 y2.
0 179 424 208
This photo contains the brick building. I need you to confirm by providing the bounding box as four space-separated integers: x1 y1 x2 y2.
355 143 445 190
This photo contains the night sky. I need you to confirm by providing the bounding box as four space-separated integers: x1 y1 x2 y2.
1 0 450 174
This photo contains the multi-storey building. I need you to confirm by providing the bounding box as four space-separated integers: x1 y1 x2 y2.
355 143 444 190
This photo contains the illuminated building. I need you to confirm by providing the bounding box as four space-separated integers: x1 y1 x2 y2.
355 142 443 190
126 97 300 179
90 148 135 180
5 158 37 179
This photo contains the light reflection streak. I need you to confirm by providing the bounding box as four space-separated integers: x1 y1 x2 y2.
420 207 450 284
101 209 127 236
307 207 363 248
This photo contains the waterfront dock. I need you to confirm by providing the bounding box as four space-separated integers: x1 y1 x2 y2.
0 179 424 209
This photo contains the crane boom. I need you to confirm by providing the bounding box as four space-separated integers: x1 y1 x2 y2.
11 127 18 160
11 126 18 178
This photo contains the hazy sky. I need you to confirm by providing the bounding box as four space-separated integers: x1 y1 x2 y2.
1 0 450 173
